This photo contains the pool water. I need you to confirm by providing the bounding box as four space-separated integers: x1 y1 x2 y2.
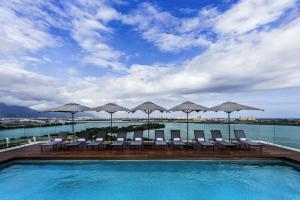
0 160 300 200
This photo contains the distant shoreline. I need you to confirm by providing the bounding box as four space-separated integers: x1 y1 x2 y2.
0 122 84 130
81 119 300 126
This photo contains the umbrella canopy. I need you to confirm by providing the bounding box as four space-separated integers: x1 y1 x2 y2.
169 101 209 112
131 101 167 140
90 103 129 140
43 103 90 140
211 101 263 141
131 101 167 113
210 101 263 113
169 101 210 142
44 103 90 113
91 103 129 113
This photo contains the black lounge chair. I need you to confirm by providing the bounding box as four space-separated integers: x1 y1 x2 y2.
129 130 144 150
66 132 87 151
170 130 185 149
41 132 67 151
111 132 127 150
87 131 107 150
211 130 236 149
234 130 263 151
154 130 167 150
194 130 214 151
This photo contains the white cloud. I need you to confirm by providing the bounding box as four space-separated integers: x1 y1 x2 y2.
67 67 79 76
96 5 120 22
0 0 70 30
0 6 57 55
178 7 219 34
66 1 125 70
122 3 213 52
185 17 300 92
0 0 300 117
0 0 126 71
142 30 211 53
0 59 67 106
58 12 300 108
214 0 296 34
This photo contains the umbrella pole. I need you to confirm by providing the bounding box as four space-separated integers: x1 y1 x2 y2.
228 112 231 142
186 112 189 143
147 113 150 141
72 113 75 141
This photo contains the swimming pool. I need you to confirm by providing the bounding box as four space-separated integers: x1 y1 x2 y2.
0 160 300 200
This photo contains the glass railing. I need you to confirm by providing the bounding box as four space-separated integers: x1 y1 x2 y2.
0 122 300 151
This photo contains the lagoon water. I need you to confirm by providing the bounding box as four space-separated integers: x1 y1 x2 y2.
0 161 300 200
0 121 300 150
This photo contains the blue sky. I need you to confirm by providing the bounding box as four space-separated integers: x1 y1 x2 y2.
0 0 300 118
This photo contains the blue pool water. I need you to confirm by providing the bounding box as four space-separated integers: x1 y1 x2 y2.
0 160 300 200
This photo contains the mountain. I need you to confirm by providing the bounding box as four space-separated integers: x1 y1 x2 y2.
0 103 94 118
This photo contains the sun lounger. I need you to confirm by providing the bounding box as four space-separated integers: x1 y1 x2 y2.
129 130 144 150
234 130 263 151
211 130 236 149
170 130 185 148
41 132 67 151
154 130 167 150
111 132 127 150
66 133 87 151
194 130 214 151
87 131 107 150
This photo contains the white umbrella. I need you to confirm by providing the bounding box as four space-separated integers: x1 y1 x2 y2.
169 101 210 142
90 103 129 140
131 101 167 141
43 103 90 140
211 101 263 141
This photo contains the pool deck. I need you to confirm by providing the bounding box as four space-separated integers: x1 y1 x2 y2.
1 144 300 165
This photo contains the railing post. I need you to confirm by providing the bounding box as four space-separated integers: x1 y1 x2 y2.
39 124 41 142
273 125 276 144
259 125 261 141
5 138 9 148
203 123 206 139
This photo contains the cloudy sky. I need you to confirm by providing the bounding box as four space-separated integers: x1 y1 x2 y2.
0 0 300 118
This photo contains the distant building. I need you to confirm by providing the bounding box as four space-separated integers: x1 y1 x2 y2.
196 116 209 121
239 116 257 121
